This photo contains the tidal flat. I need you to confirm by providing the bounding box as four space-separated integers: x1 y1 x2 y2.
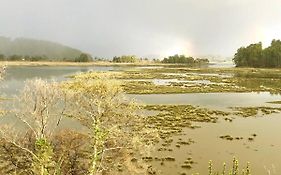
66 65 281 174
2 65 281 174
71 67 281 94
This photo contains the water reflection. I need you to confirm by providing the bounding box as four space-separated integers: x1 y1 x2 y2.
1 66 117 96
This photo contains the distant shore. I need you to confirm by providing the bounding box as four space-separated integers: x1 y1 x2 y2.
0 61 166 67
0 61 209 67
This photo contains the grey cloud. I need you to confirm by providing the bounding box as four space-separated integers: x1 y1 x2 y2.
0 0 281 58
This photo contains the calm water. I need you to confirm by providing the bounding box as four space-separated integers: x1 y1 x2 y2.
1 66 281 175
130 93 281 175
130 93 281 110
1 66 118 96
150 115 281 175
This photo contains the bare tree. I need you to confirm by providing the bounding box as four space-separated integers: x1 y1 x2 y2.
0 79 67 175
63 77 157 175
0 75 157 175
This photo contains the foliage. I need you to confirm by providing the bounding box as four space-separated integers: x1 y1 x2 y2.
233 39 281 68
162 54 209 64
112 55 139 63
0 79 68 175
0 36 82 60
75 53 93 62
0 77 157 175
63 78 157 174
0 54 5 61
33 138 55 175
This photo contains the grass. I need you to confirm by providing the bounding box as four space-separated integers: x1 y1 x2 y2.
143 104 230 139
230 106 281 117
70 66 281 94
208 158 250 175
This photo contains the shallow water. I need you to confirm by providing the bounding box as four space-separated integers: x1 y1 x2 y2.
208 62 235 68
130 92 281 110
1 65 119 96
131 92 281 174
1 65 281 175
151 114 281 175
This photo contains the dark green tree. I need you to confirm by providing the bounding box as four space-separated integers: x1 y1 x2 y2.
112 55 139 63
233 40 281 68
0 54 5 61
162 54 208 64
74 53 92 62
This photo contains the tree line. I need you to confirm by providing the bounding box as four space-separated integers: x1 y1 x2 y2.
0 37 82 59
112 55 139 63
233 39 281 68
112 54 210 64
162 54 209 64
0 53 93 62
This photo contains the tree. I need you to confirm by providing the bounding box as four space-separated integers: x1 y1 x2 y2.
262 39 281 67
8 55 23 61
0 54 5 61
233 39 281 68
0 77 157 175
112 55 139 63
161 54 208 64
75 53 93 62
233 42 263 67
0 79 67 175
63 77 157 174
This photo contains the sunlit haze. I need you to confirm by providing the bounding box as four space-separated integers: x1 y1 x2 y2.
1 0 281 58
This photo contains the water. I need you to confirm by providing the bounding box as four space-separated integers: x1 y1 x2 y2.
130 92 281 110
151 115 281 175
130 93 281 174
208 62 235 68
1 65 118 96
1 65 281 175
152 79 215 86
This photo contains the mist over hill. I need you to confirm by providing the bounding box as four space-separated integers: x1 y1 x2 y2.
0 37 83 60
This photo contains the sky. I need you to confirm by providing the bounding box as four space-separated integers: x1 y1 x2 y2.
0 0 281 59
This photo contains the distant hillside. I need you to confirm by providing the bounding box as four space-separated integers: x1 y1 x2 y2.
0 37 83 60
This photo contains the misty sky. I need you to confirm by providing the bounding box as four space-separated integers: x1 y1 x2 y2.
1 0 281 58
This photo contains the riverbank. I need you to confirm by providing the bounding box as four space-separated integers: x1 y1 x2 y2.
0 61 200 67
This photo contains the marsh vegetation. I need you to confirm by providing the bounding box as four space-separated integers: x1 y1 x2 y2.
0 64 281 174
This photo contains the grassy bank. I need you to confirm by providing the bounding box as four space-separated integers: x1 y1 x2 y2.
70 66 281 94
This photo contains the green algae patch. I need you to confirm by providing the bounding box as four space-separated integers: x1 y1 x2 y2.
68 67 281 94
230 106 281 117
219 135 243 141
143 105 230 139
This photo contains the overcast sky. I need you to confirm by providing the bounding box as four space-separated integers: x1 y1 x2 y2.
0 0 281 58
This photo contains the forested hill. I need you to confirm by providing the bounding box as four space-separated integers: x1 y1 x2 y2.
0 37 83 60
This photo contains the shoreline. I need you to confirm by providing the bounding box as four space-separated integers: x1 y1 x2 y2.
0 61 212 67
0 61 174 67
